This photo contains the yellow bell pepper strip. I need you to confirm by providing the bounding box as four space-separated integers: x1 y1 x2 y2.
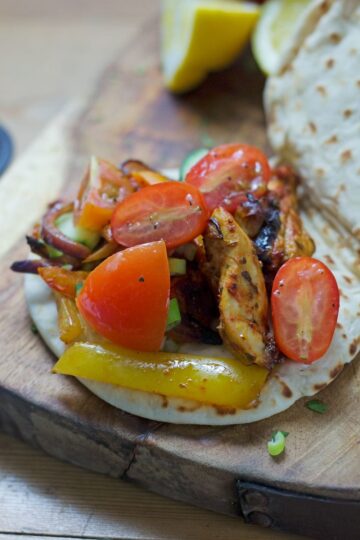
54 294 83 344
38 267 88 299
53 342 268 409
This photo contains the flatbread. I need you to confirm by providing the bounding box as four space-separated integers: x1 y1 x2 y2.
24 181 360 425
265 0 360 240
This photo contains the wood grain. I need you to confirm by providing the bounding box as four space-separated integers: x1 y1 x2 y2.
0 104 80 259
0 433 306 540
0 5 359 540
0 0 159 156
0 125 304 540
0 537 81 540
68 25 268 182
0 3 305 540
63 14 360 501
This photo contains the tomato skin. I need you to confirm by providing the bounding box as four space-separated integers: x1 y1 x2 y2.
185 143 271 213
76 188 115 231
111 182 209 249
271 257 340 364
77 241 170 352
75 158 135 232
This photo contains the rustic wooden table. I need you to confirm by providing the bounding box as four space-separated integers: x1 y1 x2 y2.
0 2 306 539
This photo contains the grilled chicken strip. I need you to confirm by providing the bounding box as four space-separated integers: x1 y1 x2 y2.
254 166 315 283
234 194 266 239
270 166 315 260
202 207 270 368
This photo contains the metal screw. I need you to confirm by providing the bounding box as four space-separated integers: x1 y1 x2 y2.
242 489 268 507
247 511 273 528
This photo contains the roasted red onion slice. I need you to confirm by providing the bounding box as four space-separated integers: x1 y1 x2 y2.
120 159 151 175
41 201 90 260
74 167 90 218
26 236 80 268
26 235 49 258
10 259 62 274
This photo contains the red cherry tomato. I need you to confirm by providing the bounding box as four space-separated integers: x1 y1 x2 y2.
185 143 271 213
75 158 135 232
271 257 340 364
77 241 170 352
111 182 209 249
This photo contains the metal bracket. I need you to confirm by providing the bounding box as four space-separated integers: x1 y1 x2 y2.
237 480 360 540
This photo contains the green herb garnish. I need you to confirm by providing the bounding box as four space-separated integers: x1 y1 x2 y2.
305 399 328 414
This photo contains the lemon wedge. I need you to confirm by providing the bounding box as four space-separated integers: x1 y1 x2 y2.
161 0 260 93
252 0 312 75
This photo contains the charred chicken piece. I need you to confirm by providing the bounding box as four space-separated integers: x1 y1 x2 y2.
270 166 315 259
202 207 273 368
255 166 315 282
169 267 222 345
253 197 282 283
120 159 170 189
234 194 267 239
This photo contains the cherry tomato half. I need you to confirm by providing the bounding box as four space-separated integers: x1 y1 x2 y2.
111 182 209 249
186 143 271 213
77 241 170 352
75 158 135 232
271 257 340 364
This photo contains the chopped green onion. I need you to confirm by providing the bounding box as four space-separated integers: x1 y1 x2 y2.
166 298 181 331
47 244 63 258
175 243 197 261
169 258 187 276
55 212 100 250
305 399 328 414
267 431 288 457
31 322 38 334
75 283 84 296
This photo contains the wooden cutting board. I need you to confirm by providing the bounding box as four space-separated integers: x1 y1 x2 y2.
0 19 359 540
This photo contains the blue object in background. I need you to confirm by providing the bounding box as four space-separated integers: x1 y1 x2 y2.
0 125 13 176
